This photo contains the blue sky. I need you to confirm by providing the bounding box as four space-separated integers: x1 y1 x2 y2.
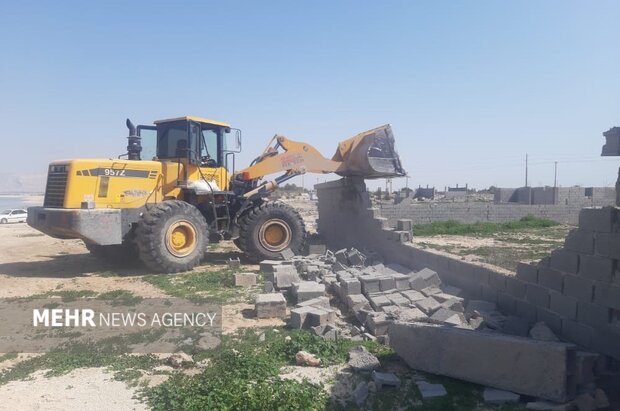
1 1 619 190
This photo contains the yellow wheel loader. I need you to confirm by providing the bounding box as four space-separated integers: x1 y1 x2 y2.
28 116 405 273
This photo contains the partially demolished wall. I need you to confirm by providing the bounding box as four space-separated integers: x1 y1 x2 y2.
316 177 620 361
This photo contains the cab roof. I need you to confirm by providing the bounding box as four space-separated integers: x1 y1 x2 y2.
154 116 231 128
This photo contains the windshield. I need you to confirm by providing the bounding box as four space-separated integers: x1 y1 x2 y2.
2 210 11 214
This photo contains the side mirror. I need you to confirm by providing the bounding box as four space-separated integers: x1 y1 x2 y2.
225 128 242 153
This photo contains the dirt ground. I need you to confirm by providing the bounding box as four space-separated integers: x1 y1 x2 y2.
0 219 297 408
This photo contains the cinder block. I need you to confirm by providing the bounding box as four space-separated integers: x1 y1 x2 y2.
400 289 425 303
497 292 517 314
346 294 371 312
415 297 441 315
526 283 550 308
561 319 594 347
307 244 327 255
515 299 538 324
296 296 331 310
488 272 508 291
593 282 620 310
591 325 620 360
290 306 315 329
516 263 538 284
549 291 578 320
562 274 594 303
480 285 498 303
418 268 442 288
506 277 527 299
255 293 287 319
340 277 361 295
578 255 614 283
537 267 565 292
473 266 493 285
392 273 411 290
579 207 617 233
564 229 595 255
386 292 410 307
379 276 396 291
577 302 611 328
294 281 325 303
307 307 336 327
549 249 579 274
368 293 392 311
396 219 413 231
360 275 381 294
259 260 285 274
366 312 391 336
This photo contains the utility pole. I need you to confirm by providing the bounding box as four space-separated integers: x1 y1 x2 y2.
554 161 558 188
525 153 529 187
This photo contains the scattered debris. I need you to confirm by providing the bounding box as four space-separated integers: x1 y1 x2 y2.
295 351 321 367
371 370 401 389
352 381 369 405
227 257 241 270
168 352 193 368
415 381 447 399
347 346 380 371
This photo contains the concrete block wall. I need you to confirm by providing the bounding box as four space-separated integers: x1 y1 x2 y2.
316 178 620 361
377 202 585 226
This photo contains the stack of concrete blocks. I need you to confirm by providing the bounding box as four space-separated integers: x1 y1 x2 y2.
330 260 468 337
255 293 287 319
502 207 620 362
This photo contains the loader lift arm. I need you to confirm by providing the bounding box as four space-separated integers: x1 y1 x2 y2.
234 124 405 200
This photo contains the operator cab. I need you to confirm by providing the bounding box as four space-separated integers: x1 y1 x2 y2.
134 116 241 170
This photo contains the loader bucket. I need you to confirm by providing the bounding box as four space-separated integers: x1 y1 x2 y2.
332 124 406 179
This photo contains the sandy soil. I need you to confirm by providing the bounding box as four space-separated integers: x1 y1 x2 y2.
0 368 147 411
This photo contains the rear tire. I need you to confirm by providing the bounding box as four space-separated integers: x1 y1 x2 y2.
136 201 208 273
237 201 306 262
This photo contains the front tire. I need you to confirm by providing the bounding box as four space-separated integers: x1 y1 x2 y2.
0 219 7 224
237 201 307 262
136 201 208 273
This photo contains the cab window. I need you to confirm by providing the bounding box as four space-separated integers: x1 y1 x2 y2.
156 121 190 159
200 128 220 167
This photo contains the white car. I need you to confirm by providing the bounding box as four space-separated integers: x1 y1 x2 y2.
0 209 28 224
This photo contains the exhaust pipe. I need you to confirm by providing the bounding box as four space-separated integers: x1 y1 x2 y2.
126 118 142 161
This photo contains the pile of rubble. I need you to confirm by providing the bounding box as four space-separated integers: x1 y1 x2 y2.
253 247 613 409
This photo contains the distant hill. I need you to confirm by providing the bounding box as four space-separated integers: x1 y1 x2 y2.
0 173 46 194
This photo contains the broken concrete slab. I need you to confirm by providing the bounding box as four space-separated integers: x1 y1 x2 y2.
234 272 257 287
429 308 467 327
347 346 380 371
280 248 295 260
255 293 287 319
483 387 520 404
394 307 428 323
372 371 401 389
416 381 447 399
389 322 577 402
290 306 315 329
441 298 464 313
347 248 366 266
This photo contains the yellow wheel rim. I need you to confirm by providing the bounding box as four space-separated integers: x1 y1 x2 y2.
165 220 198 257
258 219 292 252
